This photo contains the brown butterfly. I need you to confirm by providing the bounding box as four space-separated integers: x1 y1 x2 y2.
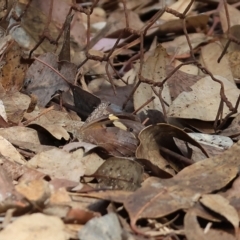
76 103 144 157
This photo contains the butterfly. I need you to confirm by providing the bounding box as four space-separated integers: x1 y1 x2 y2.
76 103 144 157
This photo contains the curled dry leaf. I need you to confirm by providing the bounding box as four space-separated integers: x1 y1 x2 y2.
124 141 240 229
184 208 236 240
220 113 240 140
136 123 208 175
24 108 81 141
200 194 239 236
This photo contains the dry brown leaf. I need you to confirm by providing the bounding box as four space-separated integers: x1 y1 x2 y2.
152 14 209 36
219 3 240 33
0 213 69 240
166 65 202 101
184 208 236 240
162 33 211 58
2 92 31 124
174 59 198 75
1 154 47 182
106 10 144 37
200 41 234 83
168 75 240 121
95 157 143 191
228 50 240 79
77 113 144 157
136 123 208 174
0 41 27 92
0 126 40 144
24 108 82 140
200 194 239 235
24 53 76 107
15 179 51 206
125 139 239 228
27 148 85 181
0 136 26 164
161 0 195 21
10 2 67 56
221 113 240 139
0 162 29 213
133 44 169 113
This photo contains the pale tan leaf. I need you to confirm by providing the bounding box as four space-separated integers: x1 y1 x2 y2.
0 213 68 240
219 4 240 33
200 42 234 83
27 148 85 181
0 136 26 164
168 75 240 121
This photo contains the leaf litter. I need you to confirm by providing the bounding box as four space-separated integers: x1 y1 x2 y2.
1 0 240 239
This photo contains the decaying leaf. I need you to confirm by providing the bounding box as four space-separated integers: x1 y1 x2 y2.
24 53 76 107
95 157 143 191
